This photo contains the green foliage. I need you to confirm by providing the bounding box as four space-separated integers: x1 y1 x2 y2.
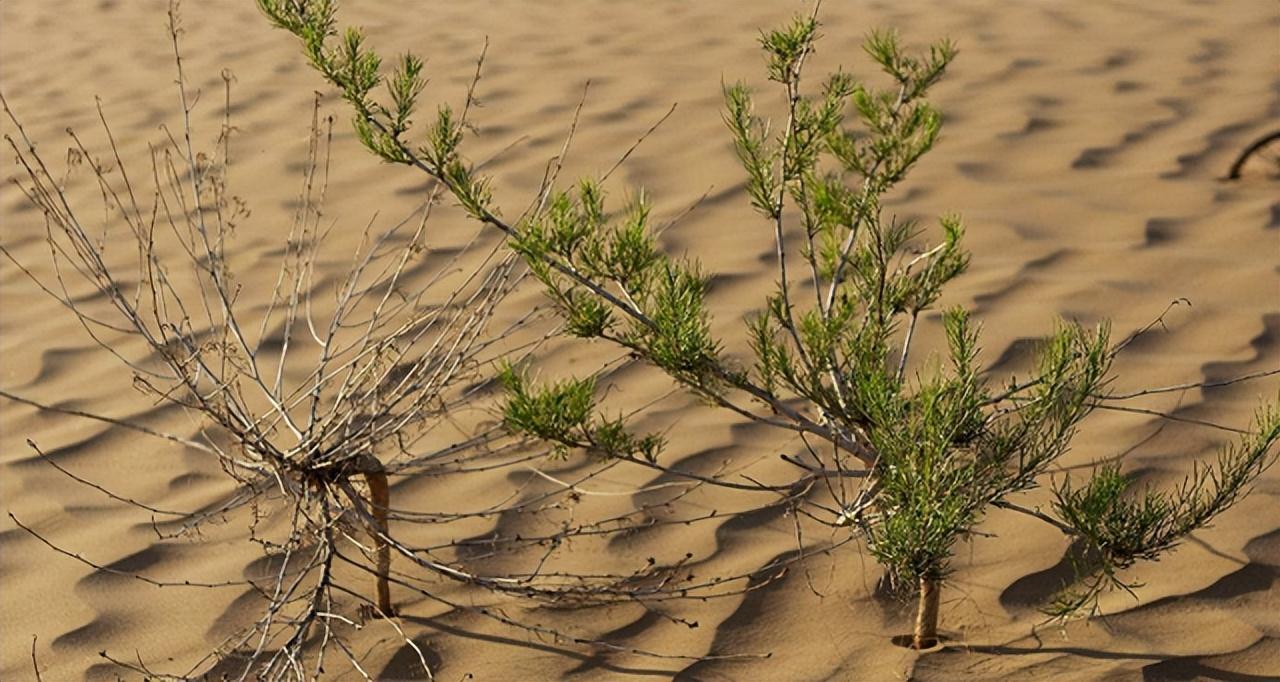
760 15 818 84
980 322 1114 498
498 363 594 457
1048 400 1280 617
723 83 779 217
499 364 665 462
643 262 719 375
258 0 487 205
509 183 719 379
864 29 957 99
423 105 464 169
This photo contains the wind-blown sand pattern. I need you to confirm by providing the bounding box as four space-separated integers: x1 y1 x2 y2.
2 1 1278 680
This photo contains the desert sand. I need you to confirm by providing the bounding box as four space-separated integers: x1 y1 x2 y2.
2 1 1278 680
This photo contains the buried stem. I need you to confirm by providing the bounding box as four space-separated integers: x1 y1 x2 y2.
913 577 940 650
347 454 394 616
1225 130 1280 179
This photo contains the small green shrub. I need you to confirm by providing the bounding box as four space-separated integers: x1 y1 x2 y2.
261 0 1279 653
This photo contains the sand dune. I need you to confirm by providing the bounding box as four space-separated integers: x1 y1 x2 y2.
2 1 1278 680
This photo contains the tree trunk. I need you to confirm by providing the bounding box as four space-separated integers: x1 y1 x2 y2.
363 466 394 615
349 453 394 616
913 576 939 649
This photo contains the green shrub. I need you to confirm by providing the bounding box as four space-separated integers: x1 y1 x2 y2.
260 0 1279 653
